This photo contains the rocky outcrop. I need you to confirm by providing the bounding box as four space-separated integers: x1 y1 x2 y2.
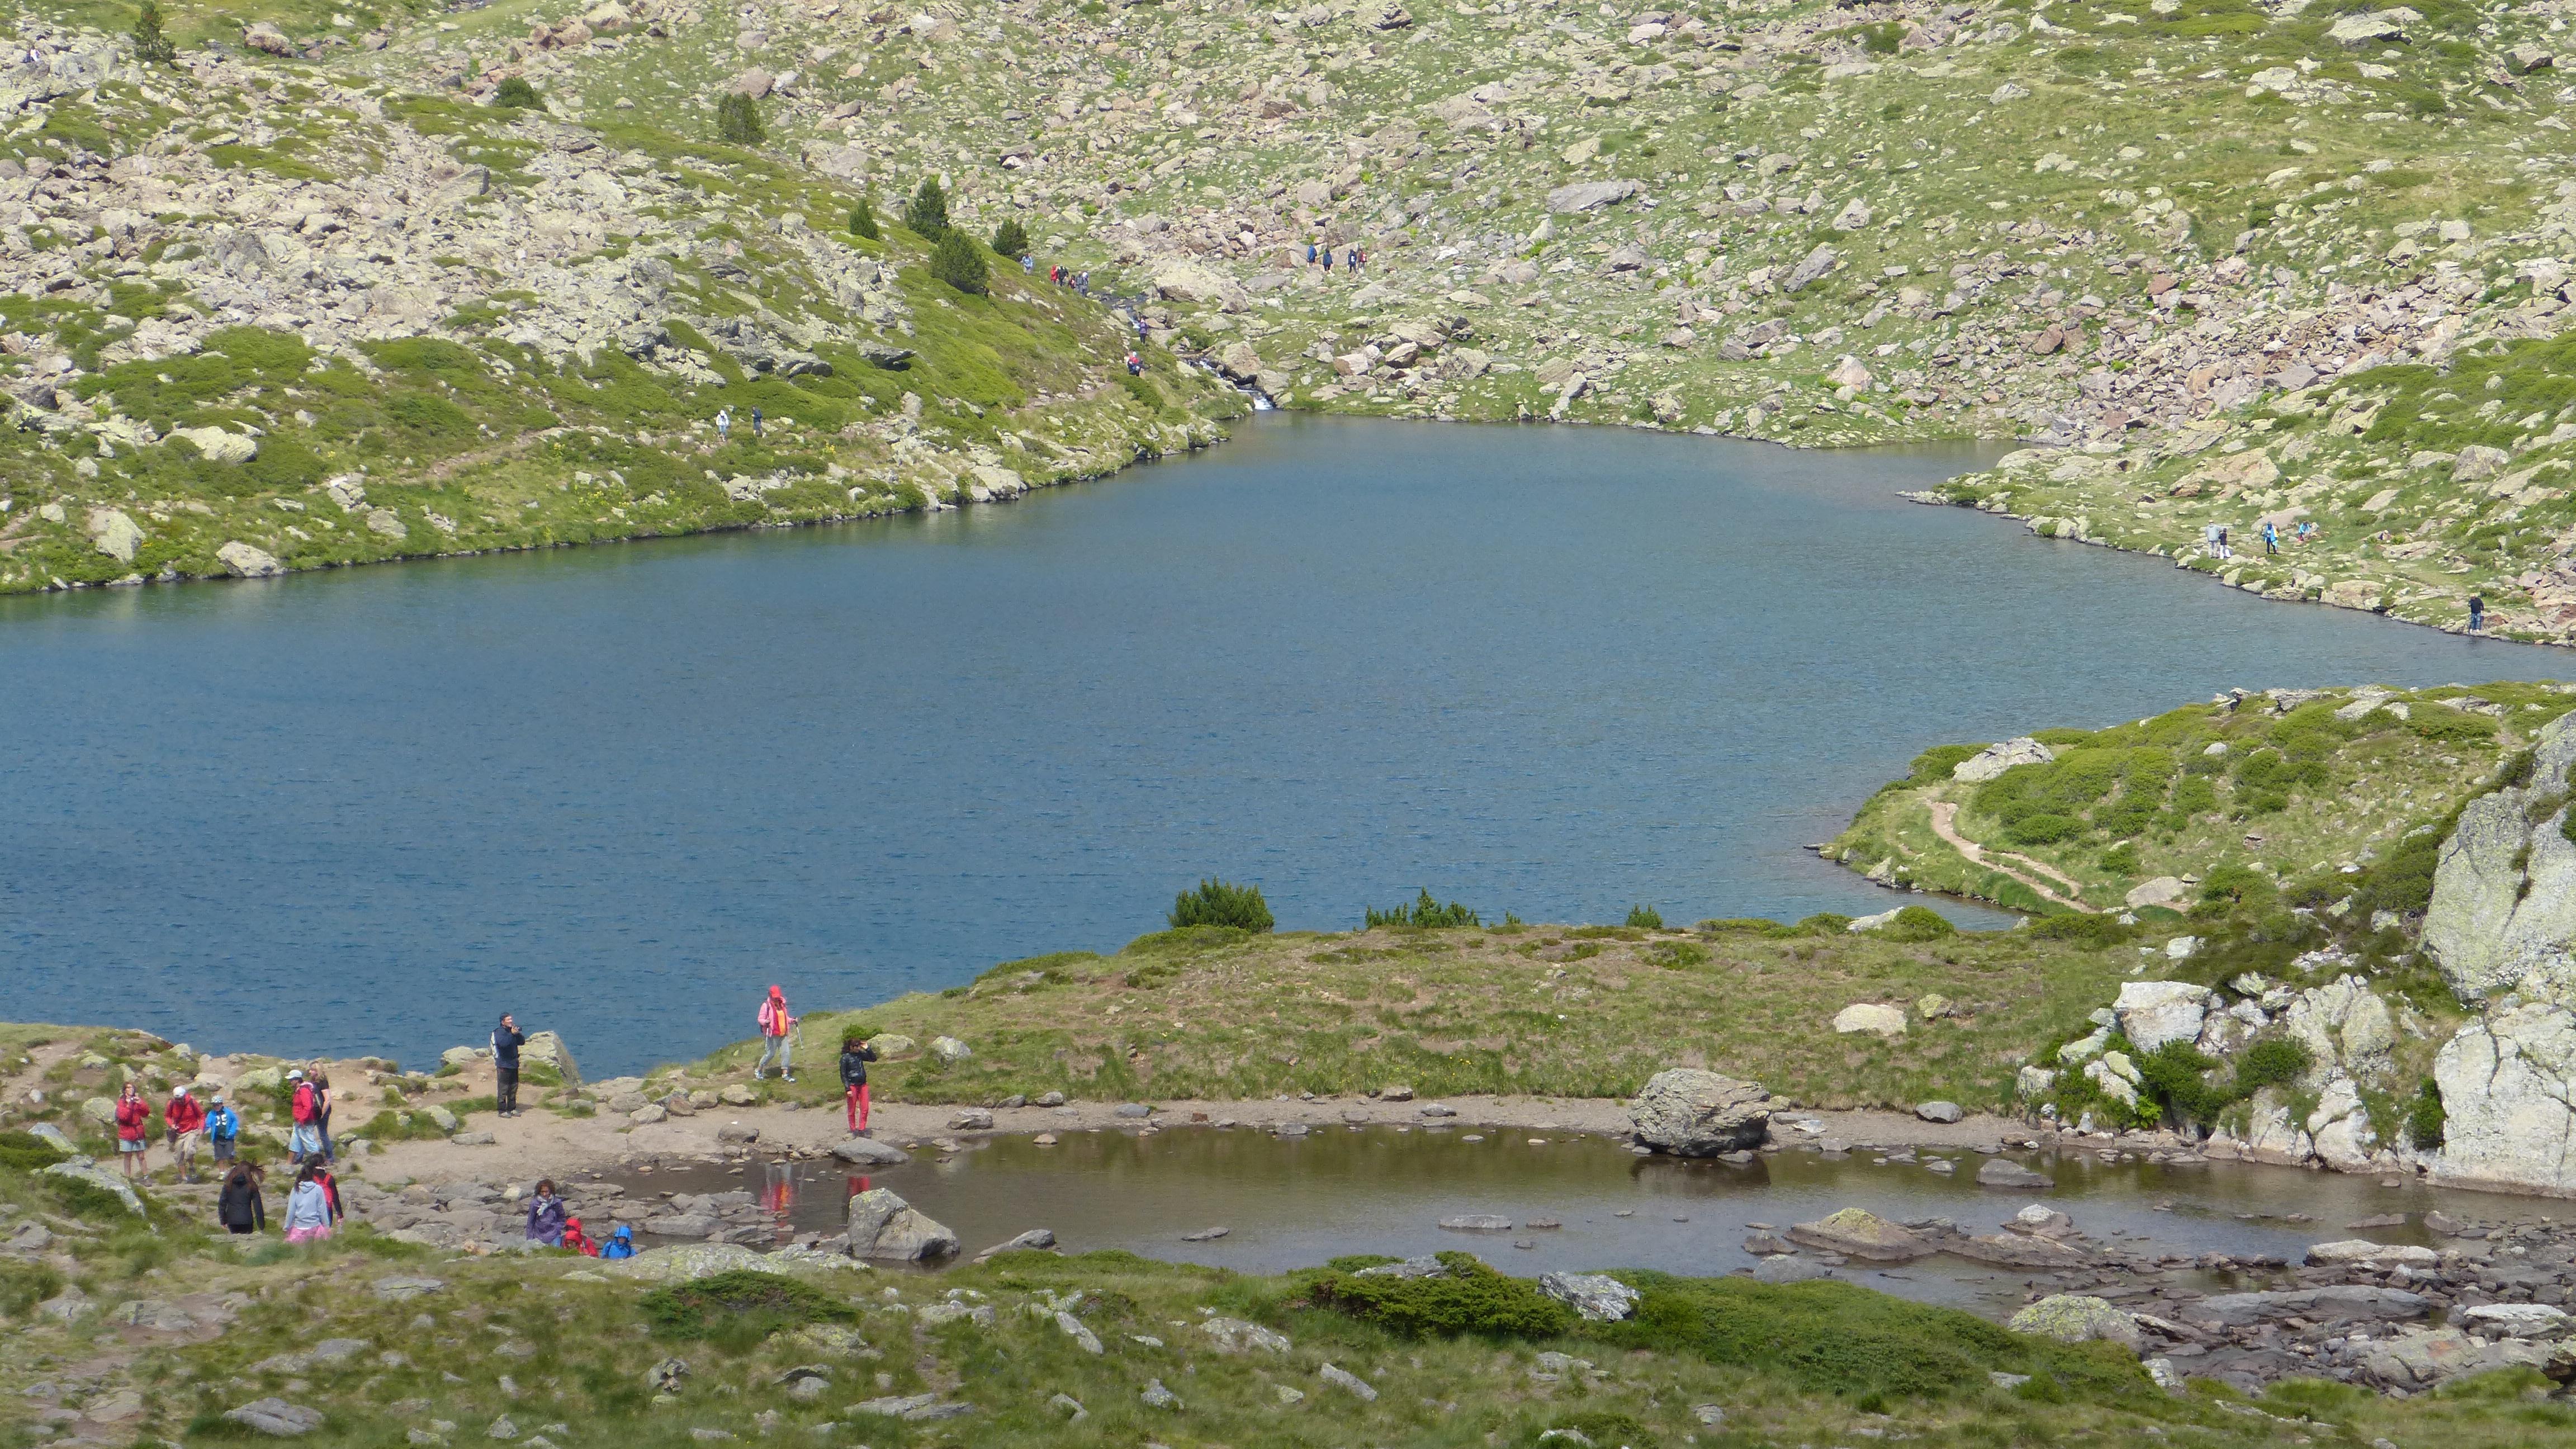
2007 1295 2141 1351
2111 981 2209 1053
2423 712 2576 1002
1627 1069 1772 1156
1950 737 2054 783
2433 1003 2576 1193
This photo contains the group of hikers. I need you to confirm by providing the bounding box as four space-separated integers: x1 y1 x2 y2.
111 1063 340 1185
518 1177 637 1257
1038 262 1092 295
1304 241 1367 276
749 984 880 1136
2201 518 2321 561
711 406 765 444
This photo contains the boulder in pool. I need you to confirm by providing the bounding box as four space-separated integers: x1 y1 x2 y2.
1976 1158 2054 1190
829 1137 910 1167
1628 1068 1773 1156
2008 1294 2143 1352
846 1188 959 1262
1752 1254 1826 1284
1787 1208 1932 1262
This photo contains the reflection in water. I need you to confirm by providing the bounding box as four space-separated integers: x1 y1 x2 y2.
615 1125 2555 1315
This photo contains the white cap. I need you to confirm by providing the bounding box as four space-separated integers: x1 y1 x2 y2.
287 1069 305 1080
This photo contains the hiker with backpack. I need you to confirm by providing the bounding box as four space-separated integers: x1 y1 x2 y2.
493 1012 527 1117
217 1162 266 1235
308 1064 335 1163
205 1091 241 1167
839 1032 879 1137
164 1085 207 1183
754 986 797 1081
113 1082 150 1180
286 1070 324 1166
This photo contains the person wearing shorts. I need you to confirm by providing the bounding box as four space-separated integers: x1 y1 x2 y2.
113 1083 150 1180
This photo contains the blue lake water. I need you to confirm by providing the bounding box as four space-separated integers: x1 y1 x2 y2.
3 416 2564 1074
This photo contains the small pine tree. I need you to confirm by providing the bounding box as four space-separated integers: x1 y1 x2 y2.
990 217 1029 259
716 91 765 146
848 198 879 240
130 0 177 65
493 76 542 110
903 177 950 239
1167 878 1275 933
1623 903 1664 930
928 229 989 295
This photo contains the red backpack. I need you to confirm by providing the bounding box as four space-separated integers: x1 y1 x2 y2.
292 1081 318 1124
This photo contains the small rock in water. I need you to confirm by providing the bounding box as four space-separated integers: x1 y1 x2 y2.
1181 1226 1230 1242
1439 1215 1513 1232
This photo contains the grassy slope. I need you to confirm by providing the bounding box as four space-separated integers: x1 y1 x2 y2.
1830 679 2576 916
1 2 1239 595
3 1142 2573 1449
658 917 2135 1115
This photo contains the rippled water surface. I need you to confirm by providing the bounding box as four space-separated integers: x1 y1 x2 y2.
3 416 2565 1072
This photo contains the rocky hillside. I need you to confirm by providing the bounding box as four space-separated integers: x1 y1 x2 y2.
13 0 2576 621
0 2 1236 594
1838 679 2576 1197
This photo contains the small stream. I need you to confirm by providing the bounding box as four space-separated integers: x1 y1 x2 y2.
608 1125 2556 1316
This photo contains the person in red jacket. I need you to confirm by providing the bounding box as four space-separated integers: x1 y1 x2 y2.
113 1082 151 1181
164 1086 208 1183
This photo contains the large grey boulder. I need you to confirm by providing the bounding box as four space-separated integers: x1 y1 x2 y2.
2113 981 2211 1053
1627 1068 1773 1156
2360 1327 2553 1391
1787 1208 1931 1261
41 1158 145 1215
2422 709 2576 1002
828 1137 910 1167
522 1031 580 1086
846 1188 959 1262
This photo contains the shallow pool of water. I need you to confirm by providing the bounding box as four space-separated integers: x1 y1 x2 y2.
617 1125 2551 1314
6 416 2567 1073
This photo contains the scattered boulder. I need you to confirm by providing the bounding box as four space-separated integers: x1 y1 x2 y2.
1538 1272 1640 1322
1832 1003 1908 1038
1788 1208 1931 1261
1977 1158 2055 1191
828 1138 909 1167
1952 737 2055 782
1915 1100 1964 1124
2113 980 2212 1053
1627 1068 1773 1156
845 1188 959 1262
602 1244 782 1283
2008 1295 2142 1352
1545 178 1641 214
225 1401 326 1437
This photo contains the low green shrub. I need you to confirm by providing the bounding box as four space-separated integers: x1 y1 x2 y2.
1641 940 1712 969
0 1259 63 1318
1168 878 1275 932
1796 913 1853 934
715 92 764 145
493 77 542 110
2031 912 2133 949
0 1129 70 1172
1623 905 1664 929
2407 1077 2446 1148
642 1269 861 1342
1600 1275 2143 1401
991 217 1029 258
847 198 878 239
1304 1252 1574 1338
1879 906 1955 942
2232 1036 2312 1094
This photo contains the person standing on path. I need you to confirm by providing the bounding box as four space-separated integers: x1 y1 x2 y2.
525 1178 567 1247
754 986 796 1081
839 1032 879 1137
751 406 764 440
310 1065 335 1163
283 1166 333 1244
2262 520 2279 556
715 406 731 443
113 1082 150 1181
493 1013 527 1117
2470 595 2485 633
286 1070 323 1166
205 1092 240 1168
164 1085 206 1183
217 1162 266 1235
1322 247 1334 276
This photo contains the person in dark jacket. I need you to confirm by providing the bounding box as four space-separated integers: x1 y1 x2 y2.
493 1013 527 1117
217 1163 266 1235
839 1033 880 1137
525 1178 567 1247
